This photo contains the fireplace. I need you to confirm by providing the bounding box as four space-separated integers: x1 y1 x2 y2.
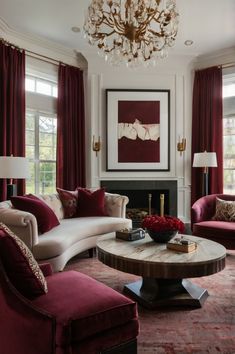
101 180 177 227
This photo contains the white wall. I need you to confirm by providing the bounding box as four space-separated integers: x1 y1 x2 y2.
83 52 196 222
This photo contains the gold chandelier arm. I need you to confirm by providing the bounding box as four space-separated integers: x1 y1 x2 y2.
84 0 179 65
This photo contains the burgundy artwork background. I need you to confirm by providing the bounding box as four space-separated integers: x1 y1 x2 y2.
118 100 160 163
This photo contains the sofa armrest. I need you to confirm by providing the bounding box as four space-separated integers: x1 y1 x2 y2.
191 195 218 232
0 208 39 249
105 193 129 218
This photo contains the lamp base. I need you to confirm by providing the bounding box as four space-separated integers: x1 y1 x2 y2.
7 184 17 200
203 172 209 196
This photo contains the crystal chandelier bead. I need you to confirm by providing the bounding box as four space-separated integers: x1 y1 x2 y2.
84 0 179 66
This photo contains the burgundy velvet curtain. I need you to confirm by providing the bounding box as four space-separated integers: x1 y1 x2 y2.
0 41 26 201
191 66 223 204
56 64 86 190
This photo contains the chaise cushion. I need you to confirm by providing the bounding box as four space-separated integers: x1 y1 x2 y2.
76 188 107 217
0 223 48 298
31 271 138 346
11 195 60 234
193 220 235 249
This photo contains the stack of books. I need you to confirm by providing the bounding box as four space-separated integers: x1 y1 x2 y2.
167 238 197 253
116 228 145 241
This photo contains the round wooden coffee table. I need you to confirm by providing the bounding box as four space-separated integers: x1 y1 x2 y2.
96 233 226 309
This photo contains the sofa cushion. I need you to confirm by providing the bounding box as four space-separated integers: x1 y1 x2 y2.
31 271 137 345
0 223 48 298
38 193 64 220
213 197 235 222
33 217 132 260
57 188 78 218
11 195 60 234
77 188 107 217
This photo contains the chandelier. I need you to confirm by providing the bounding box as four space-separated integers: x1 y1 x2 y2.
84 0 179 67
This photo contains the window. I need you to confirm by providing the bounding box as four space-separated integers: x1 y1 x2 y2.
26 110 57 194
223 71 235 194
26 75 58 97
25 57 58 194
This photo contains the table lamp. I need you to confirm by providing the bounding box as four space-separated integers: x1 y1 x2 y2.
193 151 217 196
0 156 30 199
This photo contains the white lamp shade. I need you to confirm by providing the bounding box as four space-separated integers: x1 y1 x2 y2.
193 151 217 168
0 156 30 179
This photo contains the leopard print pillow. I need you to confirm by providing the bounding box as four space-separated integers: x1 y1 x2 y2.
213 198 235 222
0 222 48 298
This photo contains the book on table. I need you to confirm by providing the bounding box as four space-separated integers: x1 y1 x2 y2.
167 238 197 253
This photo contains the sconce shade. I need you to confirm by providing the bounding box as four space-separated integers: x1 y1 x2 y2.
193 152 217 168
0 156 30 179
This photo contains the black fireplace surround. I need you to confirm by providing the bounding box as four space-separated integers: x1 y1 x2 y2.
101 180 177 218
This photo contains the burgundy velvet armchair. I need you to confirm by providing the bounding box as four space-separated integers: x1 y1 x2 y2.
191 194 235 249
0 223 139 354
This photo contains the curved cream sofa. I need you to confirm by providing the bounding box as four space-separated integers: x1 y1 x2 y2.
0 192 132 272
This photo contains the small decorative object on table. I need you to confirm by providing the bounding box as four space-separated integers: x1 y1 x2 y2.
141 215 185 243
116 228 145 241
167 236 197 253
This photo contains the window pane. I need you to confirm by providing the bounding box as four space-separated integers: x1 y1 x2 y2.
39 146 54 160
53 86 58 98
53 145 57 160
26 130 35 145
36 80 52 96
25 77 35 92
39 116 56 133
26 145 35 159
224 170 235 193
26 162 36 194
223 114 235 192
223 84 235 98
40 132 53 147
39 162 56 194
26 115 35 130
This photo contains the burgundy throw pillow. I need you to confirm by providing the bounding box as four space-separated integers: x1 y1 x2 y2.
56 188 78 218
0 223 48 298
76 188 107 217
10 195 60 234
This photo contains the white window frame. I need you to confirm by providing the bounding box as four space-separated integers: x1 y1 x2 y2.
25 56 58 195
26 109 57 194
223 69 235 194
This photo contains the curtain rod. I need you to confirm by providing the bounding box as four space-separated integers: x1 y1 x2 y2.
220 62 235 69
0 37 81 70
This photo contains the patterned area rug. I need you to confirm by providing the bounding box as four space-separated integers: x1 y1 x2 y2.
65 251 235 354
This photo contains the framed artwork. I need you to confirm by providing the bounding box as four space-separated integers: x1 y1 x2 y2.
106 89 170 171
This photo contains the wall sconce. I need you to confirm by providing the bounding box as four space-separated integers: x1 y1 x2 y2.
92 135 101 157
177 138 186 155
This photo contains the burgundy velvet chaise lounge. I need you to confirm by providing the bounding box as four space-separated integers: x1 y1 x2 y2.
191 194 235 249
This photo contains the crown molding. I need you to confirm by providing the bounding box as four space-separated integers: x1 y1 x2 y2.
194 46 235 70
0 17 87 68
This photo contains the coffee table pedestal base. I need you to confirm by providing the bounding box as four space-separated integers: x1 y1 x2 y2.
124 278 209 309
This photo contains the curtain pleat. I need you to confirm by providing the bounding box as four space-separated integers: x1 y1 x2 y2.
0 41 26 201
191 66 223 204
56 64 86 189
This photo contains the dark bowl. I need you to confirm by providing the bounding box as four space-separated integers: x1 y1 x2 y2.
147 229 177 243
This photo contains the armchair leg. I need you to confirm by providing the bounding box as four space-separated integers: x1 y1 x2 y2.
101 339 137 354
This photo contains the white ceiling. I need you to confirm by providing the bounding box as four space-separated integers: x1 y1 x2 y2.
1 0 235 58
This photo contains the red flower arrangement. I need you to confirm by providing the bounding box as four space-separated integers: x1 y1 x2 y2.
141 215 185 233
